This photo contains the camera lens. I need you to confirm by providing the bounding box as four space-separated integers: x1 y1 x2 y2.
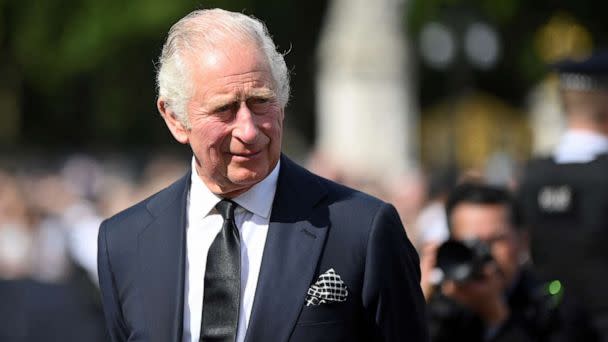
435 239 493 283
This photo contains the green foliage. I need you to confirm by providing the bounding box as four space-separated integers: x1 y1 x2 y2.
479 0 519 23
9 0 195 92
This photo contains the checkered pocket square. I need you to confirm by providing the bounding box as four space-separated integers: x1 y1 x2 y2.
305 268 348 306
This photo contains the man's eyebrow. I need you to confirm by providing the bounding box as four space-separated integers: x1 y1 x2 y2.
247 88 276 98
206 95 238 110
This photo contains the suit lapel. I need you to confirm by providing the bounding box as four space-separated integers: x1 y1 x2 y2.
245 156 329 342
137 173 190 342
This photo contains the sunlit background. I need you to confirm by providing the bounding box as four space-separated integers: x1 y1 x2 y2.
1 0 607 338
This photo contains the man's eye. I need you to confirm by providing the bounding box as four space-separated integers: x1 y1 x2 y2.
247 97 274 113
215 103 234 113
250 97 270 104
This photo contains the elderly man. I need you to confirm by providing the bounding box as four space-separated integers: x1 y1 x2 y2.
97 8 427 342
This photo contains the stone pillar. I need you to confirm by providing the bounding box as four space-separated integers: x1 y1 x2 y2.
316 0 417 179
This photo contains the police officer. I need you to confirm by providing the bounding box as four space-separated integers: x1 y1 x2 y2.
518 50 608 340
427 182 597 341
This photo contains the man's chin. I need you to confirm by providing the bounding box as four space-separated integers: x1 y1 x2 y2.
228 171 266 186
224 163 265 181
217 173 265 198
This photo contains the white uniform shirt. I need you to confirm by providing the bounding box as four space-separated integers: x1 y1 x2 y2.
182 158 280 342
553 130 608 164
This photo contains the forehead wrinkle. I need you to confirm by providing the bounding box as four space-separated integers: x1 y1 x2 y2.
216 69 272 83
207 76 274 97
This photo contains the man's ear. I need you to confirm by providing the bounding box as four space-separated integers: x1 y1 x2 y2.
158 98 189 144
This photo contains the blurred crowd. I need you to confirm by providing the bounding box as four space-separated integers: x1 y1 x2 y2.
0 152 189 340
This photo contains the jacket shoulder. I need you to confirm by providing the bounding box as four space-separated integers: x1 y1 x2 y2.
316 174 387 215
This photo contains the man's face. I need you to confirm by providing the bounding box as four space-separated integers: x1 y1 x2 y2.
450 203 523 287
172 40 284 197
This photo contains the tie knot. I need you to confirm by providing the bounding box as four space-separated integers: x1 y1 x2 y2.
215 199 236 220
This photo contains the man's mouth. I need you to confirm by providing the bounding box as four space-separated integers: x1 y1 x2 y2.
231 150 261 158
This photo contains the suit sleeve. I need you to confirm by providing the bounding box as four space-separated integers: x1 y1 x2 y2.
362 203 429 341
97 221 129 342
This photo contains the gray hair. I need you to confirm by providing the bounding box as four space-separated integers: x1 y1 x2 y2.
156 9 290 127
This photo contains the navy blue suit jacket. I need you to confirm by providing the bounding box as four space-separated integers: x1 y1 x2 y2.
98 155 428 341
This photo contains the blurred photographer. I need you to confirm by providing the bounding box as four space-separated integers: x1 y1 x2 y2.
426 182 597 341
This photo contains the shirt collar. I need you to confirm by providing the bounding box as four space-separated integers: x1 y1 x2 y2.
553 129 608 163
189 157 280 219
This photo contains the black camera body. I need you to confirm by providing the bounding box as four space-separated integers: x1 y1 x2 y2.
434 239 493 284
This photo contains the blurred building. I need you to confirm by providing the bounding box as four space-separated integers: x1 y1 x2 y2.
420 92 531 176
316 0 418 179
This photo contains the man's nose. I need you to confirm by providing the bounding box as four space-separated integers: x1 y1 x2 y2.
232 103 259 144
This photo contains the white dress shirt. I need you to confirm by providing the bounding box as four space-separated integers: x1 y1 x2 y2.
553 130 608 164
183 158 280 342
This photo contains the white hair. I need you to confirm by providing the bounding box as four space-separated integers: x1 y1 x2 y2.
156 9 290 127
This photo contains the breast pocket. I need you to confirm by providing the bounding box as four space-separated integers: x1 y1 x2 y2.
292 304 354 342
296 302 350 326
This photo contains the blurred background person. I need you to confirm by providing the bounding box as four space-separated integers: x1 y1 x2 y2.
427 182 597 341
416 166 457 299
415 167 458 248
518 50 608 340
0 170 35 280
0 167 108 341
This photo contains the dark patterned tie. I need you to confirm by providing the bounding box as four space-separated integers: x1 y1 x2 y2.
200 200 241 342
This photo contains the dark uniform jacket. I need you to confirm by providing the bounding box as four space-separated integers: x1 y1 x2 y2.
518 154 608 338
